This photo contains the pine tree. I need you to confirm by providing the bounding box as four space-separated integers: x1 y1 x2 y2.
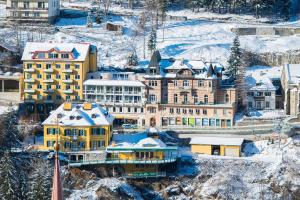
0 152 18 200
0 105 20 152
148 28 157 55
28 159 53 200
17 172 29 200
127 51 139 66
227 35 242 80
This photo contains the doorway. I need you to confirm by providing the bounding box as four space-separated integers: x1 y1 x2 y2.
212 145 220 155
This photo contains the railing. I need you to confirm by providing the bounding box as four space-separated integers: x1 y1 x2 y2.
123 171 166 178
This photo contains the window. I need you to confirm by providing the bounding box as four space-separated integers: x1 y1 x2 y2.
196 109 200 115
208 81 212 87
27 84 32 89
38 2 45 8
46 64 51 69
127 107 131 113
75 96 80 100
46 75 51 79
170 108 174 114
23 2 29 8
225 94 229 103
56 85 61 89
33 12 40 17
47 95 52 100
176 108 180 114
149 80 157 87
49 53 58 59
266 101 270 108
38 53 45 58
56 64 61 69
24 12 29 17
37 85 42 89
247 92 254 96
223 109 227 115
193 95 198 104
214 109 217 115
92 128 105 135
56 74 60 79
65 75 70 80
198 80 204 87
265 92 271 96
75 85 80 90
248 102 253 108
11 1 18 8
140 108 144 113
183 94 188 103
183 109 187 114
36 64 41 68
75 75 80 80
66 95 70 100
204 95 208 104
189 109 193 114
37 74 42 79
149 107 156 113
65 64 70 69
27 64 32 69
174 80 178 86
203 109 207 115
61 54 69 59
149 94 156 102
134 108 138 113
183 80 189 87
119 107 123 113
174 94 178 103
56 95 61 100
75 64 80 69
38 95 43 100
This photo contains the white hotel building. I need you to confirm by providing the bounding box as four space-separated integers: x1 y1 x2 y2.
83 72 147 126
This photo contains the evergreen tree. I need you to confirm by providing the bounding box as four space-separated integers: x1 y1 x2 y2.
148 28 157 55
227 35 242 80
17 172 29 200
0 105 20 151
127 51 139 66
0 152 18 200
28 159 52 200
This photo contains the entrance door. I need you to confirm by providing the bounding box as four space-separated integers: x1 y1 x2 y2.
211 145 220 155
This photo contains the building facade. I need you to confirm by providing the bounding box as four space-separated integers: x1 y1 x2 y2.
281 64 300 116
21 42 97 117
6 0 60 23
83 72 147 126
42 102 114 155
144 53 237 127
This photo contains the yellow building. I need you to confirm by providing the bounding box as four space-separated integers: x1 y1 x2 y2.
42 102 114 156
105 133 178 178
21 42 97 115
190 137 244 157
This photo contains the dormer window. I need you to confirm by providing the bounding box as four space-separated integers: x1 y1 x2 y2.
150 68 156 74
61 53 69 59
49 53 58 59
38 53 45 58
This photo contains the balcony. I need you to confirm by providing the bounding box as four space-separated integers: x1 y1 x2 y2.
63 89 73 94
62 69 73 73
24 68 35 73
43 68 54 73
179 86 191 92
43 79 54 83
62 79 73 84
24 89 35 93
24 79 35 83
44 89 54 93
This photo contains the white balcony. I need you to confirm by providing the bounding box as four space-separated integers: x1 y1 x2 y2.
24 89 35 93
44 89 54 93
24 79 35 83
24 68 35 72
43 79 54 83
62 69 73 73
43 68 54 73
62 79 73 84
63 89 73 94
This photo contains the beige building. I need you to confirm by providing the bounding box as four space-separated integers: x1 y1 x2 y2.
143 51 237 127
281 64 300 116
6 0 60 23
84 72 147 126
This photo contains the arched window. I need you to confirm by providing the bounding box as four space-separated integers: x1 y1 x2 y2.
204 95 208 104
225 94 229 103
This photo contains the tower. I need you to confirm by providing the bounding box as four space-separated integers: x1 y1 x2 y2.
51 133 63 200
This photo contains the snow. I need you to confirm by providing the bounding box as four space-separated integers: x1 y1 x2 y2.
190 136 244 146
83 79 145 87
245 65 282 91
235 110 285 122
284 63 300 84
21 42 92 61
42 103 114 126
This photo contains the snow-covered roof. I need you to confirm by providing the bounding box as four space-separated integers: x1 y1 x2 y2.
21 42 92 61
42 103 114 126
107 133 168 150
83 79 145 87
190 137 244 146
245 66 281 91
285 64 300 85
